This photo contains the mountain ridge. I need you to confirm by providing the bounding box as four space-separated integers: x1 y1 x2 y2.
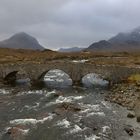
85 26 140 52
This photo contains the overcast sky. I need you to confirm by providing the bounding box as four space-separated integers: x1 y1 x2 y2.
0 0 140 49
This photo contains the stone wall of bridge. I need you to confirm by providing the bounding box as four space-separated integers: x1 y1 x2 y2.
0 62 140 86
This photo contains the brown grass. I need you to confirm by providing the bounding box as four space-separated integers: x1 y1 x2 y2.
0 48 140 68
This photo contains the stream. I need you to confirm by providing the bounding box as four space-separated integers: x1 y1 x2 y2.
0 69 140 140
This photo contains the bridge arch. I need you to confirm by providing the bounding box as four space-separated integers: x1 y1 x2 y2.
3 70 30 86
37 69 73 88
81 73 109 87
4 71 18 85
37 69 72 81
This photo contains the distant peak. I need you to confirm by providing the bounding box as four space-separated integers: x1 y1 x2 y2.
10 32 33 38
0 32 45 50
9 32 39 44
15 32 28 35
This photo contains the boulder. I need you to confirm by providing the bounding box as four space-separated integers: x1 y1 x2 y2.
136 116 140 122
124 126 134 136
127 112 135 118
54 102 81 115
6 125 29 140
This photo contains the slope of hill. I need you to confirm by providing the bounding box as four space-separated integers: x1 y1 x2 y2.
86 40 112 51
85 26 140 52
0 32 45 50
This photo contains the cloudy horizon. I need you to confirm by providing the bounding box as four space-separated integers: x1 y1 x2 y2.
0 0 140 49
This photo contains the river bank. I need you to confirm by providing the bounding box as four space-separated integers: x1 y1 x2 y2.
106 83 140 122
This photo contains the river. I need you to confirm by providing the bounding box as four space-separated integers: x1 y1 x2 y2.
0 69 140 140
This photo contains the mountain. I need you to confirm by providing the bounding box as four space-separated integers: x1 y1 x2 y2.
58 47 84 52
109 27 140 44
85 26 140 52
0 32 45 50
85 40 112 51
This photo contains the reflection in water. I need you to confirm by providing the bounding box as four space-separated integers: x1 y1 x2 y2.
16 78 30 86
44 69 72 88
44 70 109 88
82 73 109 87
15 71 109 89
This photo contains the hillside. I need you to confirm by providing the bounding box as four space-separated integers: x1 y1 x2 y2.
0 32 45 50
85 26 140 52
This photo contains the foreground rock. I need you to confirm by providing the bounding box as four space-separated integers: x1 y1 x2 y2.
124 126 134 136
5 125 29 140
54 102 81 115
127 112 135 118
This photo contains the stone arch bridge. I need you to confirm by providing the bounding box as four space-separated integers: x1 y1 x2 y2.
0 62 139 86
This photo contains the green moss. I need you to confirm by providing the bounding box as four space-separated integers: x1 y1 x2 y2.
128 74 140 83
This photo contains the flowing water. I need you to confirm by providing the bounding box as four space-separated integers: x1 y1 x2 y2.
0 70 140 140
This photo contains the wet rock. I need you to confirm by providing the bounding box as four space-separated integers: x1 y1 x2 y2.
93 127 98 131
46 92 63 100
53 92 63 98
54 102 81 115
6 125 28 140
127 112 135 118
37 112 48 120
136 88 140 92
124 126 134 136
136 116 140 122
62 102 81 111
53 108 66 115
104 97 109 101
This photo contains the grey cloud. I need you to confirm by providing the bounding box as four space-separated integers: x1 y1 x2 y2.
0 0 140 49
